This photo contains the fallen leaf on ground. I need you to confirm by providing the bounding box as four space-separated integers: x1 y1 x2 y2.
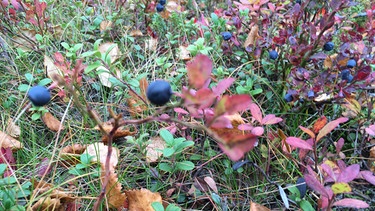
94 121 137 143
243 25 259 48
97 66 113 88
44 55 63 86
250 201 271 211
0 131 22 150
31 180 75 211
98 42 121 64
204 176 218 193
145 37 158 51
99 165 127 208
369 146 375 173
100 20 113 32
130 29 143 37
178 45 191 61
12 28 37 51
125 188 162 211
6 118 20 138
84 142 119 170
146 137 166 163
42 112 65 132
60 144 87 166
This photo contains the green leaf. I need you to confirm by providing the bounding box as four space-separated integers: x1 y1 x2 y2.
68 167 83 176
31 113 41 120
35 34 43 42
174 141 194 153
160 129 174 145
175 161 194 171
158 163 173 173
0 164 7 176
94 39 103 50
250 88 263 96
75 163 88 170
163 148 175 158
73 43 83 52
61 42 70 50
0 177 17 185
38 78 52 86
10 205 26 211
80 153 92 164
25 73 34 83
166 204 181 211
211 13 219 24
85 61 102 74
211 193 221 205
81 50 98 58
300 200 315 211
151 202 164 211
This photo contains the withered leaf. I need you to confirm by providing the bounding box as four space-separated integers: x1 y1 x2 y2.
0 131 22 150
146 137 166 163
42 112 65 132
125 188 162 211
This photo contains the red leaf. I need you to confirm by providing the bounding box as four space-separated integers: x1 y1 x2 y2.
299 126 315 139
365 124 375 136
36 157 51 177
337 164 359 183
336 138 344 153
316 117 348 142
11 0 20 10
186 54 212 89
210 116 233 129
333 199 369 209
212 78 235 96
251 127 264 136
249 103 262 123
261 114 282 125
286 137 313 150
353 65 371 81
218 136 258 161
174 107 189 114
313 116 327 133
359 171 375 186
238 124 253 130
304 174 329 198
225 94 252 114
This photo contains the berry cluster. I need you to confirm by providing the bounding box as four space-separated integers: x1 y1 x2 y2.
156 0 167 12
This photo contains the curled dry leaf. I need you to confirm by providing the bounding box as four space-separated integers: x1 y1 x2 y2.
96 66 112 88
42 112 65 132
130 29 143 37
0 131 22 150
99 166 127 208
145 37 158 51
146 137 166 163
94 121 137 143
243 25 259 48
12 28 37 51
98 42 121 64
178 45 191 61
204 176 218 193
99 20 113 32
44 55 63 86
125 188 162 211
127 84 148 118
324 55 333 69
84 142 119 170
59 144 87 166
31 180 75 211
6 118 20 138
250 201 271 211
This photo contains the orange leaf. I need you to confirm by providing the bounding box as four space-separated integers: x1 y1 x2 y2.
95 121 137 143
125 188 162 211
250 201 271 211
313 116 327 134
299 126 315 139
42 112 65 132
243 25 259 48
316 117 348 142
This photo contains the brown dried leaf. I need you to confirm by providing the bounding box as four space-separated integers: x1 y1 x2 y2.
139 77 148 101
100 166 127 208
146 137 166 163
313 116 327 134
6 119 20 138
96 66 112 88
341 97 361 118
369 146 375 173
42 112 65 132
98 42 120 64
324 55 333 69
145 37 158 51
0 131 22 150
244 25 259 48
84 143 119 170
204 176 218 193
250 201 271 211
127 90 148 118
31 180 75 211
12 28 37 51
94 121 137 143
100 20 113 32
178 45 191 61
60 144 87 166
125 188 162 211
44 55 63 86
130 29 143 37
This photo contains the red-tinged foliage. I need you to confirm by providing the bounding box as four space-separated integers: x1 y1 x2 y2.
261 114 282 125
316 117 348 142
218 135 258 161
353 65 371 81
249 103 262 123
299 126 315 139
336 138 344 153
0 147 16 177
337 164 360 183
304 174 330 198
313 116 327 134
186 54 212 89
332 198 369 209
286 137 313 150
359 171 375 186
212 78 235 96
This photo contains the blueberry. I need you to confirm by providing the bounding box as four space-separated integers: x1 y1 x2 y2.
156 3 164 12
284 93 293 102
346 59 356 68
269 50 278 60
341 69 351 81
296 0 301 4
307 90 315 98
146 80 173 106
221 32 232 41
323 42 334 51
28 85 51 106
159 0 166 5
296 177 307 198
347 74 353 83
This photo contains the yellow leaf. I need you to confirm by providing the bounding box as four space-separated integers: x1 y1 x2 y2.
125 188 162 211
331 182 352 194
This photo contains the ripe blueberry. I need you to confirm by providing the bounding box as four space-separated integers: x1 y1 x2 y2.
296 0 301 4
269 50 278 60
146 80 173 106
159 0 166 5
341 69 351 81
323 42 334 51
307 90 315 98
156 3 164 12
346 59 356 68
347 74 353 83
296 177 306 198
221 32 232 41
284 93 293 102
28 85 51 106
